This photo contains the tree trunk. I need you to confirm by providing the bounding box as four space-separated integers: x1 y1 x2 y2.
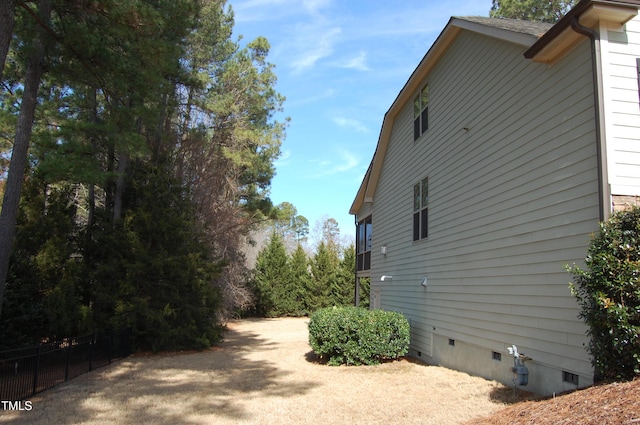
86 87 98 233
0 0 17 82
112 152 128 225
0 0 52 318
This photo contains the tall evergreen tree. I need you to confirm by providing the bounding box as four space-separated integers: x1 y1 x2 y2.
272 202 309 248
0 0 52 317
0 0 17 82
254 232 289 317
1 178 83 348
334 243 356 306
1 0 286 349
176 1 286 317
307 241 336 313
110 165 223 351
287 244 309 316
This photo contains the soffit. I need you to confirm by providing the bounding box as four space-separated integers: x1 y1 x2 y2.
526 2 639 63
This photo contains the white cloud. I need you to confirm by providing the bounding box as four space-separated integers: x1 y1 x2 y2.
231 0 334 24
231 0 290 22
333 116 368 134
310 149 359 177
339 51 369 71
301 0 333 14
231 0 343 74
289 26 341 74
291 88 336 107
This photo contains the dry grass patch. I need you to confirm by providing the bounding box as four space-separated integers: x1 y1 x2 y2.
1 317 519 425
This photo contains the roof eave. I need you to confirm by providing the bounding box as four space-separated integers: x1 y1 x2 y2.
525 1 639 63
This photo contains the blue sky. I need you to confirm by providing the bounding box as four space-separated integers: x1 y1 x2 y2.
228 0 493 242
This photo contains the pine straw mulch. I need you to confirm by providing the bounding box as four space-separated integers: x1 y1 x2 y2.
467 378 640 425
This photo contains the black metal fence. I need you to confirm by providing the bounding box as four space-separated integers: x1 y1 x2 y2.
0 329 131 401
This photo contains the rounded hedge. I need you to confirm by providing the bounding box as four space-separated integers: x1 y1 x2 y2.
308 306 410 366
568 206 640 381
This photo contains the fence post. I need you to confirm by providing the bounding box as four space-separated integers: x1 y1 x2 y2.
108 332 114 364
88 334 94 371
65 340 72 382
32 346 41 396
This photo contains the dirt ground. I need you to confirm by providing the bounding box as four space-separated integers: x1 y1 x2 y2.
0 317 518 425
470 377 640 425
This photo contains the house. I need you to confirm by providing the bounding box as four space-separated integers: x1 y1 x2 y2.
350 0 640 396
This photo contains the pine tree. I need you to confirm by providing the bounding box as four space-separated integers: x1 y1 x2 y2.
288 244 310 316
110 165 223 351
0 0 286 349
254 232 289 317
177 2 286 317
0 0 53 317
0 0 17 82
307 241 337 313
334 244 356 306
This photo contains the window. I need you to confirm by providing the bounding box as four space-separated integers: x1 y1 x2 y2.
413 84 429 140
413 177 428 241
357 216 372 271
563 371 579 386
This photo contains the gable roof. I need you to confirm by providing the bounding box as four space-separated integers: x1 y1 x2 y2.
349 16 551 215
457 16 553 38
350 0 640 216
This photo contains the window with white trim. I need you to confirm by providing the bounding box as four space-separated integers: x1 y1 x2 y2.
413 177 428 241
413 84 429 140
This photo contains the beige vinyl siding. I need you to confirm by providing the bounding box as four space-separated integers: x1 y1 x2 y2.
603 16 640 195
370 29 599 390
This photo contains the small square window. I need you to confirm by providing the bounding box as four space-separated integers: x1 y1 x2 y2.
563 371 579 385
492 351 502 361
448 339 455 347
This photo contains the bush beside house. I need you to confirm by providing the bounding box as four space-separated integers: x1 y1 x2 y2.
568 206 640 382
308 306 410 365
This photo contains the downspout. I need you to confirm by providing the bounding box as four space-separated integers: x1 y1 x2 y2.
570 17 609 222
354 215 360 307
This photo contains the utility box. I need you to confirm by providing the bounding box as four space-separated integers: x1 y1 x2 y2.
511 365 529 386
507 345 530 387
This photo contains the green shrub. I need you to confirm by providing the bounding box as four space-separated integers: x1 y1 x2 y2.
308 306 410 366
568 207 640 381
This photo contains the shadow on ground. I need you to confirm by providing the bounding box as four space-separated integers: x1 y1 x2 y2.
489 385 544 405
